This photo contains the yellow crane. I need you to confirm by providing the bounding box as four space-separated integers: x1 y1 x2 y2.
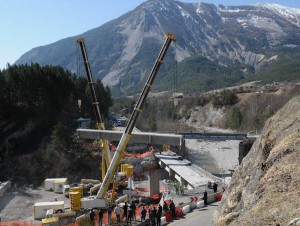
76 38 112 180
78 33 176 211
76 38 134 206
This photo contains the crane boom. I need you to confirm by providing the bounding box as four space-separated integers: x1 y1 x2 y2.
76 38 112 174
96 33 176 199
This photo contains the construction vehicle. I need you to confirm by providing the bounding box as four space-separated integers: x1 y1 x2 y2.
39 33 175 224
42 208 77 225
76 38 133 206
63 179 101 197
77 38 112 182
77 33 176 215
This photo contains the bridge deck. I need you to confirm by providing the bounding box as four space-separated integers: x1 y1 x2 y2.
155 152 220 189
76 128 184 146
177 132 247 140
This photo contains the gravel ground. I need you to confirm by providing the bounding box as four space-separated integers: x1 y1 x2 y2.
0 186 69 222
183 124 240 174
185 139 240 174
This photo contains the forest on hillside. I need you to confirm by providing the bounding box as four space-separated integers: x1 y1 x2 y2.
0 63 112 185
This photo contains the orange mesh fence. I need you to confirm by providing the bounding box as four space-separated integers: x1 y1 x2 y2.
0 222 41 226
110 145 155 158
123 149 154 158
135 185 167 193
0 203 164 226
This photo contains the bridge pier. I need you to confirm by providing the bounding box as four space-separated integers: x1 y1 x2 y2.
180 176 186 186
148 169 160 196
159 160 166 169
168 168 175 177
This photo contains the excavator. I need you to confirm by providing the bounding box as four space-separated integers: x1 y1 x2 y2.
76 33 176 215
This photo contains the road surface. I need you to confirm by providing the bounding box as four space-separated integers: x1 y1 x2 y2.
168 202 220 226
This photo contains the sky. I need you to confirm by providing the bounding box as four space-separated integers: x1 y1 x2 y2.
1 0 300 70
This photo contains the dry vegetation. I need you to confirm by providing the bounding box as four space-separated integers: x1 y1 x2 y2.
213 95 300 226
112 84 300 134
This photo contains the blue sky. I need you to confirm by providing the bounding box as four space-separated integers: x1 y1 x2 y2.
1 0 300 69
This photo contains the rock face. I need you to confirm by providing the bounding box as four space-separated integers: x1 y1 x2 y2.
214 95 300 226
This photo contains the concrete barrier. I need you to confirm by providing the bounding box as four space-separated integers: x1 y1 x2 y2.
176 192 223 213
208 192 222 203
182 205 190 214
137 192 224 226
161 216 167 225
197 200 205 208
0 181 11 197
189 201 197 209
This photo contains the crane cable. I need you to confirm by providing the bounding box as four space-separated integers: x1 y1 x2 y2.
76 43 81 77
173 41 178 94
173 41 179 132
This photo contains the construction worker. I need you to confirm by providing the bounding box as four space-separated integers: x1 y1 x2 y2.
156 204 162 226
141 206 147 222
107 205 112 225
174 182 179 195
169 200 176 218
213 182 218 193
180 184 184 195
163 201 168 212
203 189 208 206
114 204 121 224
149 207 157 226
130 202 136 221
89 209 95 226
98 209 103 226
122 202 128 222
208 180 212 189
127 207 133 225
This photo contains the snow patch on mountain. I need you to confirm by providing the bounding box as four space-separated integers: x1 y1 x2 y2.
257 3 300 27
195 2 205 14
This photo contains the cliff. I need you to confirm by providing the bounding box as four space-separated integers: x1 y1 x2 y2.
214 95 300 225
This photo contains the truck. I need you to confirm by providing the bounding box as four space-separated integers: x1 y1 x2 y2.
42 208 77 225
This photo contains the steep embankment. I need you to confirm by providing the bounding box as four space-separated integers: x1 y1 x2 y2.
213 96 300 226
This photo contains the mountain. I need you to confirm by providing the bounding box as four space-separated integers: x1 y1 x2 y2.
15 0 300 96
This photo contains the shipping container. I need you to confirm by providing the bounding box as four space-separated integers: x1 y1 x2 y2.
44 178 68 191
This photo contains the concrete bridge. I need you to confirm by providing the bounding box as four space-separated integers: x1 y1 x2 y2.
77 129 253 145
77 128 185 149
177 131 248 140
76 128 254 195
154 151 221 190
77 128 256 162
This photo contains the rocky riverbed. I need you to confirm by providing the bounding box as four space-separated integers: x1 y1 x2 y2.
184 125 240 175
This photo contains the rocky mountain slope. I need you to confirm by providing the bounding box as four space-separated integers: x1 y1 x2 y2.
213 95 300 226
15 0 300 95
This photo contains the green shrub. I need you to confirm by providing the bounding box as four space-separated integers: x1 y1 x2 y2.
212 90 238 108
228 106 243 130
